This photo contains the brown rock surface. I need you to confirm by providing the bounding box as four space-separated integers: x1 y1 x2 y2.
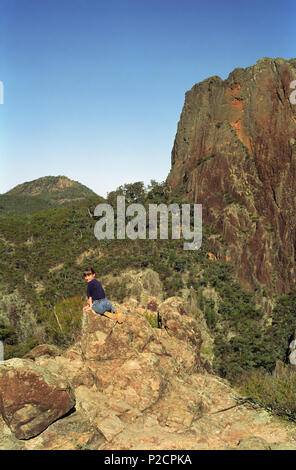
166 57 296 306
1 297 296 449
23 344 62 360
0 358 75 439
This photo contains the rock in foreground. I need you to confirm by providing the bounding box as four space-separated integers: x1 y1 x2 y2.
0 358 75 439
1 296 296 450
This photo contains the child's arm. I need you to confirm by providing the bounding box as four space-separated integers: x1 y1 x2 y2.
83 297 92 312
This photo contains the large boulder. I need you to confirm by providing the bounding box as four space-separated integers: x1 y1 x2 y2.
0 358 75 439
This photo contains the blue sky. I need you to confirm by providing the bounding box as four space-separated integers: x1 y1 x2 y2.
0 0 294 198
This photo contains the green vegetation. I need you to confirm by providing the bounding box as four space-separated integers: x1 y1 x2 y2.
2 175 296 427
0 180 208 354
204 298 217 329
222 191 243 207
144 311 159 328
197 154 216 166
0 320 38 359
104 279 131 303
0 194 54 215
259 289 296 370
42 296 84 347
237 366 296 422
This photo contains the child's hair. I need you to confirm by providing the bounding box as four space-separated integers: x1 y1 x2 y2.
83 266 96 278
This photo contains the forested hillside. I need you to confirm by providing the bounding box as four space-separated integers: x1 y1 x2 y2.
1 178 296 391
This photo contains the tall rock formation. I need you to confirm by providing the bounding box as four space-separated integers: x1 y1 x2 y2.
166 57 296 306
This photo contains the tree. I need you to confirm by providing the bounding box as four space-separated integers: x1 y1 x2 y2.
107 181 146 206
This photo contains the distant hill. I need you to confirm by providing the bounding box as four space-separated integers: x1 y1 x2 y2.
0 176 99 215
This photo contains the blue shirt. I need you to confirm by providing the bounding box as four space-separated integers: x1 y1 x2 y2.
86 279 105 301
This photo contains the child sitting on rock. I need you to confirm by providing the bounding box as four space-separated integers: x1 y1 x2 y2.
82 266 124 323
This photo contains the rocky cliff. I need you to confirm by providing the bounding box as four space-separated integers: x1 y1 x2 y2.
166 57 296 309
1 298 296 450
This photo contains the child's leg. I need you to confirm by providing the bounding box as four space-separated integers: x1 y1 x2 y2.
103 298 115 313
92 300 105 315
92 299 125 323
106 298 115 313
92 299 115 314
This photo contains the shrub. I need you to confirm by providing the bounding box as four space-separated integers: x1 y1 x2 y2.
0 291 38 343
205 305 217 329
0 322 17 343
143 311 159 328
4 336 39 360
104 280 131 303
237 366 296 422
163 274 184 297
46 296 83 347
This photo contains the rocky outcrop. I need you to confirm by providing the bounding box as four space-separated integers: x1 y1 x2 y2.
23 344 63 360
100 268 165 305
1 297 296 449
166 57 296 307
0 358 75 439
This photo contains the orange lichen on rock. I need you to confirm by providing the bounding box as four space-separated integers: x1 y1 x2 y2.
230 93 244 143
230 119 243 142
225 83 241 98
232 98 243 111
245 136 252 152
232 83 241 94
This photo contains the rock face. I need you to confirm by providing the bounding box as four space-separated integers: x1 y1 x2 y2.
1 296 296 450
100 268 165 305
166 57 296 305
0 358 75 439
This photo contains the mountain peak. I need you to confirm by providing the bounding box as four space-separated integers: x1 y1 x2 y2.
4 175 97 205
0 175 99 215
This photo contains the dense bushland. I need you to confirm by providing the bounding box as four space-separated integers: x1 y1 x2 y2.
0 179 295 403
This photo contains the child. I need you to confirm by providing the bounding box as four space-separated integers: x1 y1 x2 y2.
83 267 124 323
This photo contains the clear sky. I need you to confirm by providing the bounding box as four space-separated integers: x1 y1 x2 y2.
0 0 294 198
